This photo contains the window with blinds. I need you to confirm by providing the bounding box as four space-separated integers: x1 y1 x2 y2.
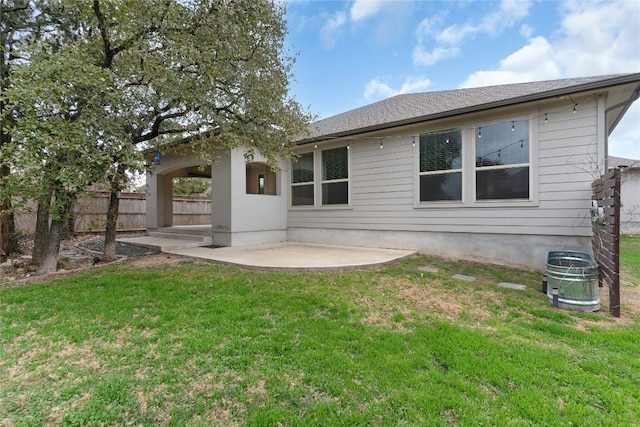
475 117 530 200
419 128 462 201
321 146 349 205
291 152 314 206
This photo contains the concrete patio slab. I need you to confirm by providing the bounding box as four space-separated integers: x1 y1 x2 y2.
164 242 417 271
117 234 212 251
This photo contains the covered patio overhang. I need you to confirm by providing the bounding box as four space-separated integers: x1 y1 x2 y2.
145 145 289 247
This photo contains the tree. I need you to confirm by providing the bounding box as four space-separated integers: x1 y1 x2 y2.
173 178 211 196
2 0 312 268
69 0 312 261
0 0 36 260
2 41 125 273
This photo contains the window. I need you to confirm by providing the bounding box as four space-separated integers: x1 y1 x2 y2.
291 152 314 206
322 146 349 205
419 129 462 201
246 163 277 195
475 117 529 200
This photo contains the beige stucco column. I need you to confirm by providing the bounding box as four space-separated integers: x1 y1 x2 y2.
211 147 288 246
211 150 233 244
146 170 173 229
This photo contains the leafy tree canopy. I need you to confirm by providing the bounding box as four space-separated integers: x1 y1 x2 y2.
1 0 312 204
172 177 211 196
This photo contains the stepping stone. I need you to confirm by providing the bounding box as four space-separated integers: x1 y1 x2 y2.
452 274 476 282
497 282 527 291
59 251 91 261
418 266 439 273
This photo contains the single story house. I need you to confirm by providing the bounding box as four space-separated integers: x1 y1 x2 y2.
608 156 640 234
147 73 640 269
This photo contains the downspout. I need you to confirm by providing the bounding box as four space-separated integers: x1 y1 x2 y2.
604 87 640 171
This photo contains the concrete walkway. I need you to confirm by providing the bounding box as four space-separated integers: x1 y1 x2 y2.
164 242 416 271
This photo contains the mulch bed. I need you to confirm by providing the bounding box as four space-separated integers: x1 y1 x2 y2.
77 236 160 258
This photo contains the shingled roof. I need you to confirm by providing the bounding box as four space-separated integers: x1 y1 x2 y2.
608 155 640 170
303 73 640 143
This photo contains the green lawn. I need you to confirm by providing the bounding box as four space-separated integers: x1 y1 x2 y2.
1 255 639 426
621 234 640 285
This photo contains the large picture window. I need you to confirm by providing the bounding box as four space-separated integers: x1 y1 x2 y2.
419 128 462 201
291 152 314 206
475 117 530 200
321 146 349 205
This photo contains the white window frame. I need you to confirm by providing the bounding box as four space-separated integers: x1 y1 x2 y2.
289 143 352 209
413 112 539 209
473 114 537 205
290 151 315 207
417 128 464 204
320 145 350 206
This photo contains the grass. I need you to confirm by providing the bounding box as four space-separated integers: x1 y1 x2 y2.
1 254 639 426
621 234 640 285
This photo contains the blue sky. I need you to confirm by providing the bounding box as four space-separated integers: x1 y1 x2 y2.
284 0 640 160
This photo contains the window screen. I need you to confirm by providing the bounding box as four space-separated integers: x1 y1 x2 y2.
475 117 530 200
419 129 462 202
322 146 349 205
322 147 348 181
291 152 314 206
292 152 314 183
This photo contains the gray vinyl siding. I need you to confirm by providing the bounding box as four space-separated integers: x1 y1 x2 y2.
289 100 600 238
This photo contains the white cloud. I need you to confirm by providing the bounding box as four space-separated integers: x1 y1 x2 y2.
413 0 533 66
320 11 347 49
520 24 533 38
350 0 386 22
461 37 561 87
318 1 410 49
414 14 445 42
398 76 433 93
364 79 396 101
479 0 532 34
609 103 640 160
363 76 432 102
554 0 640 76
435 23 476 46
412 45 459 66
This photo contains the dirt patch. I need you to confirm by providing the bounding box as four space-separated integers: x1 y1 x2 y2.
127 254 191 269
0 233 193 289
246 379 268 401
587 283 640 326
357 276 495 329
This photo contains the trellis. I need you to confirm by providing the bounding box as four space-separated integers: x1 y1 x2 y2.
591 168 621 317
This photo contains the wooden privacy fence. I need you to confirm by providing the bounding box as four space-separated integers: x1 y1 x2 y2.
15 192 212 234
591 169 621 317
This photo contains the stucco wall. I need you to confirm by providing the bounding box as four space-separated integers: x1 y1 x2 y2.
621 168 640 234
211 148 288 246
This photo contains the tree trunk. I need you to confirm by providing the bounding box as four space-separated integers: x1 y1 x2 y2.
103 190 120 261
0 166 10 261
32 188 53 266
36 189 76 275
60 197 76 240
0 205 8 262
103 165 126 262
36 217 63 275
7 209 18 253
